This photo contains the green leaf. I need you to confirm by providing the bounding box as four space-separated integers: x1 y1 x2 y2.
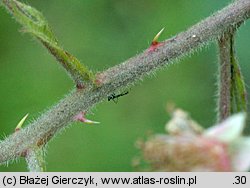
230 34 247 113
2 0 94 87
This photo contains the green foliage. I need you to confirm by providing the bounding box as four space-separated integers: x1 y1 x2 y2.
0 0 249 172
2 0 94 87
230 35 247 113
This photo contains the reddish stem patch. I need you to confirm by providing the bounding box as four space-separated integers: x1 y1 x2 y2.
148 41 164 53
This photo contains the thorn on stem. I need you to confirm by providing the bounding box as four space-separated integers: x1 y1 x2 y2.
148 28 165 53
73 112 100 125
15 113 29 132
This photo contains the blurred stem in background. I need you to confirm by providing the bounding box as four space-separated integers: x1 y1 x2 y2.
217 28 248 127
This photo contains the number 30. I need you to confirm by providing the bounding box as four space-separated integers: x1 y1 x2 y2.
234 176 246 184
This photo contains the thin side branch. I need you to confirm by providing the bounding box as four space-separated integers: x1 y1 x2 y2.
218 32 232 121
217 27 248 122
0 0 250 163
25 147 46 172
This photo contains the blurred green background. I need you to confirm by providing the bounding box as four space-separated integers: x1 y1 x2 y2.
0 0 249 172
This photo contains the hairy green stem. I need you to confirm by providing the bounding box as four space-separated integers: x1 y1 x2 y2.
0 0 250 164
218 32 232 121
25 147 46 172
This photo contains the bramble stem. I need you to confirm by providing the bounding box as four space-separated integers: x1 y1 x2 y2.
217 28 247 122
218 32 232 121
25 147 46 172
0 0 250 164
